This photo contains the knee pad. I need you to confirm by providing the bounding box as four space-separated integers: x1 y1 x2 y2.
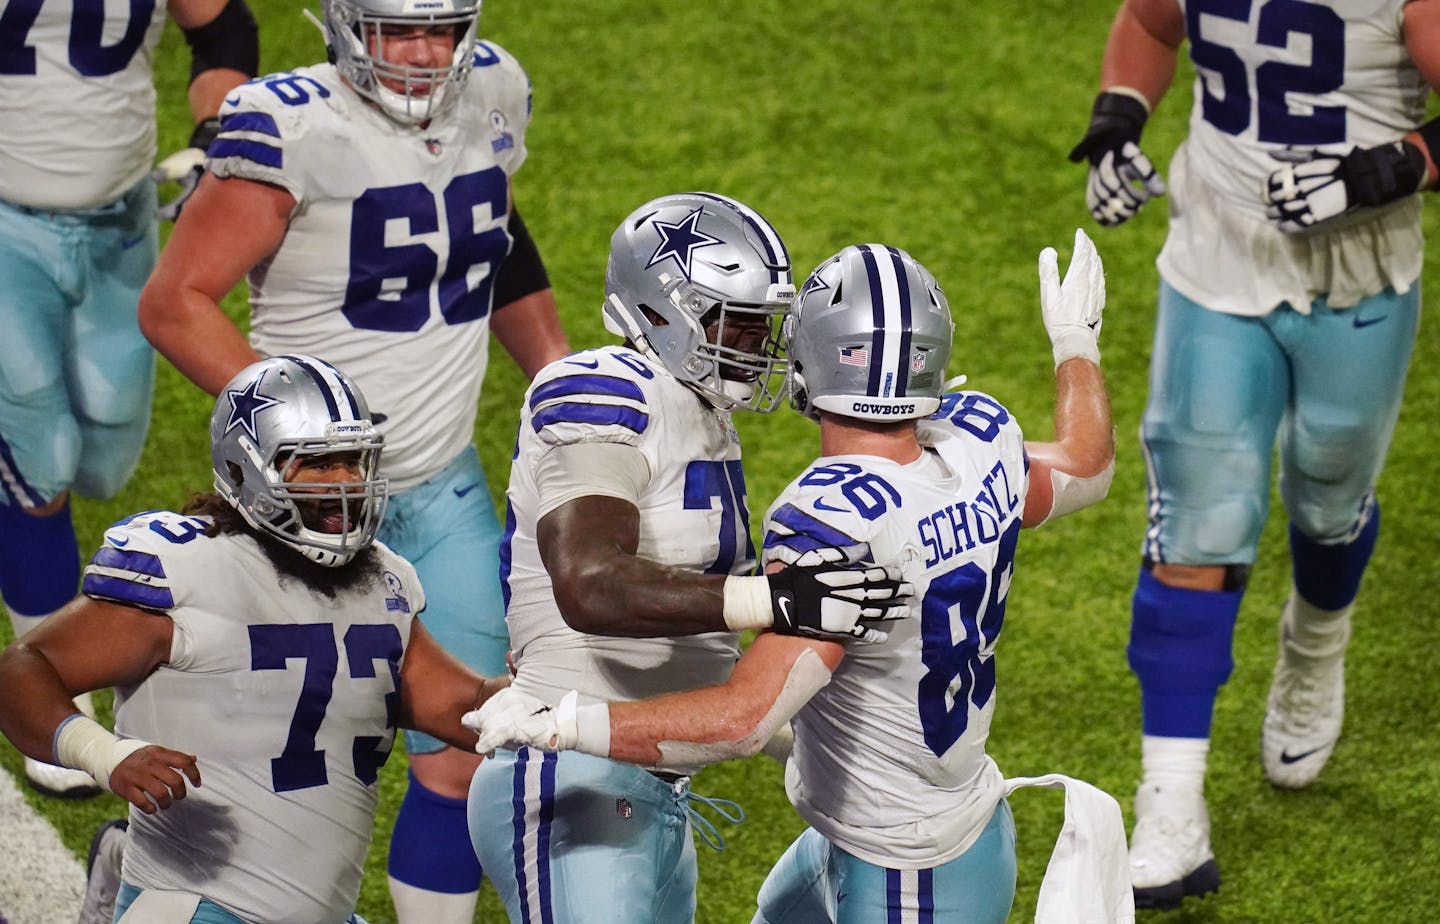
1291 497 1379 611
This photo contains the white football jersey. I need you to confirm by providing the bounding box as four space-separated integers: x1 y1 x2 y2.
765 392 1028 868
81 511 424 924
505 347 745 720
0 0 166 209
1161 0 1427 314
208 44 531 491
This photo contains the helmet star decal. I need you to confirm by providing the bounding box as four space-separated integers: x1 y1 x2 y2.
645 206 722 280
223 373 282 442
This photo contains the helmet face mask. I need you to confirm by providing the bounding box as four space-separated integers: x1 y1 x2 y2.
787 244 954 423
211 355 388 567
322 0 480 126
603 193 795 413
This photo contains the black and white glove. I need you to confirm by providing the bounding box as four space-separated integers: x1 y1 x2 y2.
723 547 913 644
1263 141 1427 232
1068 89 1166 227
463 689 611 758
152 117 222 222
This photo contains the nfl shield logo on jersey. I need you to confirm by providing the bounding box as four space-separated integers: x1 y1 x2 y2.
615 798 633 819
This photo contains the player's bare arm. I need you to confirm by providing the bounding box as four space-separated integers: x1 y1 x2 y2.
1023 230 1115 527
398 619 511 752
0 598 202 813
168 0 259 120
138 175 295 395
1100 0 1185 104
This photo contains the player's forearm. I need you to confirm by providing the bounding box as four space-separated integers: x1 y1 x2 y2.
187 68 249 123
1100 0 1184 108
139 285 257 396
1049 357 1115 477
550 550 730 637
0 645 88 761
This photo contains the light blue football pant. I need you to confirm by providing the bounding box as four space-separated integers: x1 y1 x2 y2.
381 446 508 754
0 181 157 507
115 883 369 923
752 800 1016 924
1140 280 1418 564
470 748 737 924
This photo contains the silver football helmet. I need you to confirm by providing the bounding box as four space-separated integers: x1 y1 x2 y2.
210 355 388 567
602 192 795 413
322 0 480 125
787 244 954 422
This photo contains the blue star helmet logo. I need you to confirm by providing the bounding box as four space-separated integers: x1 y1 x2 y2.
645 206 722 281
224 372 282 442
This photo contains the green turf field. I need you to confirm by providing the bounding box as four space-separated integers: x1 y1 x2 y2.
3 1 1439 921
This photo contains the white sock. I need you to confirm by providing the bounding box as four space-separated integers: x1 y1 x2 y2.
387 877 478 924
7 608 52 640
1140 735 1209 794
1282 590 1352 660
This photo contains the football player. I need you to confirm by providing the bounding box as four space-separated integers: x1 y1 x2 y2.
465 193 914 924
1069 0 1440 907
0 0 257 799
0 355 508 924
467 232 1129 923
135 1 570 917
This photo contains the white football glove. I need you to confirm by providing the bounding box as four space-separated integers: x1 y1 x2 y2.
463 688 571 756
1263 141 1426 232
152 117 221 222
1038 228 1106 368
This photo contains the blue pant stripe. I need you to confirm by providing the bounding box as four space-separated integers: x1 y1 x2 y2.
538 752 557 924
512 751 533 924
886 868 901 923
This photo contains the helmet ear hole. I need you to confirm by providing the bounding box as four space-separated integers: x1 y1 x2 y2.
227 461 245 488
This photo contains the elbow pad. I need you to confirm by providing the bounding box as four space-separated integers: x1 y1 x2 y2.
655 647 832 775
1037 459 1114 525
183 0 260 82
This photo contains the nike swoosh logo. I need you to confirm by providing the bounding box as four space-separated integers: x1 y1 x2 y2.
224 94 241 106
120 235 145 250
453 483 481 498
814 497 846 513
776 595 793 623
1352 314 1387 329
111 537 130 548
566 358 600 369
1279 746 1324 765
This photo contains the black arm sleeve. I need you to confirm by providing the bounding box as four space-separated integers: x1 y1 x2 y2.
182 0 260 83
493 206 552 310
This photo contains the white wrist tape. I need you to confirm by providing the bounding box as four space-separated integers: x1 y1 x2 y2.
555 689 611 758
54 714 150 793
722 574 772 631
1051 332 1101 370
1106 85 1153 115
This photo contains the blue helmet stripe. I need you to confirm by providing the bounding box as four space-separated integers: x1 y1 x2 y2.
690 192 791 285
81 574 175 611
278 355 343 421
303 355 363 419
887 245 914 397
859 246 888 397
529 374 645 410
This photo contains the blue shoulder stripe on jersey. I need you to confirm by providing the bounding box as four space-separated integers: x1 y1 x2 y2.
529 374 645 411
91 546 166 579
81 574 174 611
764 503 860 554
531 402 649 434
208 138 282 169
219 111 280 138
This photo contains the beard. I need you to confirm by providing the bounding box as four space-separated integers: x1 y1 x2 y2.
184 492 383 599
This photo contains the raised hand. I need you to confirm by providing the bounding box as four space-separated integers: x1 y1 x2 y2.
1039 228 1106 369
